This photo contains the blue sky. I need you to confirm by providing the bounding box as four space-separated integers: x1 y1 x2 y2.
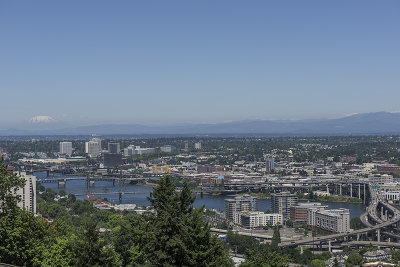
1 1 399 126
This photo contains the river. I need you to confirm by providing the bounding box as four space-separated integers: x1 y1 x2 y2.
35 172 366 218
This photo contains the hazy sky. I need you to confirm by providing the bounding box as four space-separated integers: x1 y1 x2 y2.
1 1 399 126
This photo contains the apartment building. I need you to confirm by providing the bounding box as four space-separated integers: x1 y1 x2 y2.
234 211 283 228
313 208 350 233
290 202 328 224
225 195 257 220
271 192 298 219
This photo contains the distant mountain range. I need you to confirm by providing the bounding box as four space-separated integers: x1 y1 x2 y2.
2 112 400 136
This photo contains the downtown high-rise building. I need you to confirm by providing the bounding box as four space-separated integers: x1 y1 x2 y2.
194 142 202 149
266 158 275 173
108 142 121 154
59 142 73 156
85 138 102 157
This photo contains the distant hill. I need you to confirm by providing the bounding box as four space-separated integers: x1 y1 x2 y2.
2 112 400 136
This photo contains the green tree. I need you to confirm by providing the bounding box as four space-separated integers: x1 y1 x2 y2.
0 209 55 266
242 250 289 267
145 175 233 266
310 259 326 267
271 225 281 247
0 159 26 216
350 217 361 230
41 237 73 267
345 253 363 267
392 250 400 264
333 258 340 267
70 221 121 267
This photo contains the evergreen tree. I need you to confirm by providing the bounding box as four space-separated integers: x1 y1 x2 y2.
70 221 121 267
145 175 233 266
271 225 281 247
0 159 26 216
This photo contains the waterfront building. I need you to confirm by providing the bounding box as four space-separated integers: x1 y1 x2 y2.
290 202 328 224
59 142 72 156
225 195 257 220
307 205 330 226
85 138 102 157
108 142 120 154
313 208 350 233
234 211 283 228
266 158 275 173
271 192 297 220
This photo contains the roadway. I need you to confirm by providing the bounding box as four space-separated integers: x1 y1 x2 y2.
280 184 400 247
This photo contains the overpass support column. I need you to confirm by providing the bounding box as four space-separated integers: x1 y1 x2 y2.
340 184 342 195
350 184 353 198
381 207 384 219
300 246 303 254
326 184 329 194
358 184 361 199
364 184 366 204
385 210 388 220
377 229 381 242
328 241 332 252
357 233 360 241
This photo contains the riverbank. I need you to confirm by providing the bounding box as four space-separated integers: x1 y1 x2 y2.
298 194 363 203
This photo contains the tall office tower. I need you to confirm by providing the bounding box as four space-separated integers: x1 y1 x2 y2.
85 138 102 157
59 142 73 156
15 172 37 213
266 158 275 173
108 142 121 154
225 195 257 220
271 192 298 220
103 153 123 168
194 142 202 149
184 142 189 150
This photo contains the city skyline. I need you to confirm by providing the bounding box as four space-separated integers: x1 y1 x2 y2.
1 1 399 125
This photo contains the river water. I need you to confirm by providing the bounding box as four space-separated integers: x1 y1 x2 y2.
35 173 366 218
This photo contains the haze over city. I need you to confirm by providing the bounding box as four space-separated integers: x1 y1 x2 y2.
1 0 399 127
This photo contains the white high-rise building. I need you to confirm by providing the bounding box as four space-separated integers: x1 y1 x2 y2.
15 172 37 213
194 142 202 149
266 158 275 173
85 138 102 157
59 142 73 156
